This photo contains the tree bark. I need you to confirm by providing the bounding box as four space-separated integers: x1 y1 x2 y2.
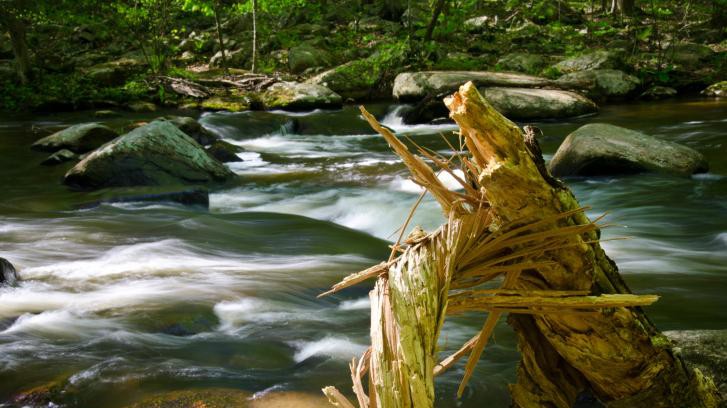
423 0 445 42
212 1 229 75
251 0 258 73
445 82 719 408
2 13 31 84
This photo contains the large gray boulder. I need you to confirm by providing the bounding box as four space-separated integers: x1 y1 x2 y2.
0 258 18 286
393 71 555 102
403 87 597 124
483 87 597 120
665 330 727 404
556 69 641 100
262 81 342 110
548 123 709 177
552 50 623 74
64 121 235 190
32 123 119 153
288 44 333 74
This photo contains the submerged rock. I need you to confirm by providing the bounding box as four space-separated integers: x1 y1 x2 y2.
548 123 709 177
552 50 623 74
41 149 78 166
393 71 555 102
263 81 342 110
665 330 727 403
403 87 597 124
0 258 18 286
64 120 235 190
80 187 210 209
32 123 119 153
556 69 641 100
201 95 252 112
206 140 244 163
483 87 598 120
161 116 219 146
702 81 727 97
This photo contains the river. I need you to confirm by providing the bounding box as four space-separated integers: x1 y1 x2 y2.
0 98 725 407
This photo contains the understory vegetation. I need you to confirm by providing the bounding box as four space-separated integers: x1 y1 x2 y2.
0 0 725 110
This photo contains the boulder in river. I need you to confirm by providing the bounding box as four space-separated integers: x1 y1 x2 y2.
392 71 555 102
161 116 219 146
0 258 18 286
262 81 342 110
206 140 244 163
402 87 597 124
552 50 623 74
665 330 727 403
41 149 78 166
64 120 235 190
32 123 119 153
702 81 727 97
483 87 598 120
548 123 709 177
556 69 641 100
640 86 677 100
80 187 210 209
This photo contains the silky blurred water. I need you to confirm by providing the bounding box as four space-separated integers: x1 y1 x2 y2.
0 97 725 407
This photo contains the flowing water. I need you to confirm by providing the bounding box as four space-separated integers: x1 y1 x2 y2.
0 98 725 407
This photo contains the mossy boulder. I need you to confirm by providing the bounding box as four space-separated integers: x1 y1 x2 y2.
702 81 727 97
392 71 555 102
161 116 219 146
640 86 677 100
32 123 119 153
548 123 709 177
125 389 329 408
262 81 342 110
206 140 244 163
288 44 333 74
497 53 547 74
556 69 641 100
668 42 715 67
201 96 252 112
127 101 157 113
665 330 727 404
64 120 235 190
84 57 145 86
41 149 78 166
552 50 623 74
308 59 383 100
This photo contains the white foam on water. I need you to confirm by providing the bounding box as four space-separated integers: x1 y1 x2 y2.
692 173 724 181
716 233 727 247
2 310 120 339
379 105 458 134
390 169 466 194
338 297 370 311
291 336 367 363
214 298 327 331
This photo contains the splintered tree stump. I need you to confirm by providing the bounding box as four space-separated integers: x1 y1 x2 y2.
321 82 720 408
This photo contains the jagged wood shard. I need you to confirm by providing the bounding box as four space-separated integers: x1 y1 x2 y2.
320 82 720 408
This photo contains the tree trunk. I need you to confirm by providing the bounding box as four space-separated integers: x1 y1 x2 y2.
423 0 445 42
3 14 31 84
612 0 635 15
213 2 229 75
251 0 258 73
713 0 727 28
444 82 719 408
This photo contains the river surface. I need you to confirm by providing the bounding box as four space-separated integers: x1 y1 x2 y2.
0 98 725 407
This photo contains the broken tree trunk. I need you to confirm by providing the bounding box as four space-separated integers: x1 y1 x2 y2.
321 82 720 408
445 82 718 407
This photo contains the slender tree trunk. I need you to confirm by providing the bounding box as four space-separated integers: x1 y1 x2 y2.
3 14 31 84
212 1 229 75
251 0 258 73
713 0 727 28
423 0 445 42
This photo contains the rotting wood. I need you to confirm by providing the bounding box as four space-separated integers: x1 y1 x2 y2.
319 82 721 408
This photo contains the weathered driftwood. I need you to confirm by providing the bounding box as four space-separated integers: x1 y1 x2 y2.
321 82 720 407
